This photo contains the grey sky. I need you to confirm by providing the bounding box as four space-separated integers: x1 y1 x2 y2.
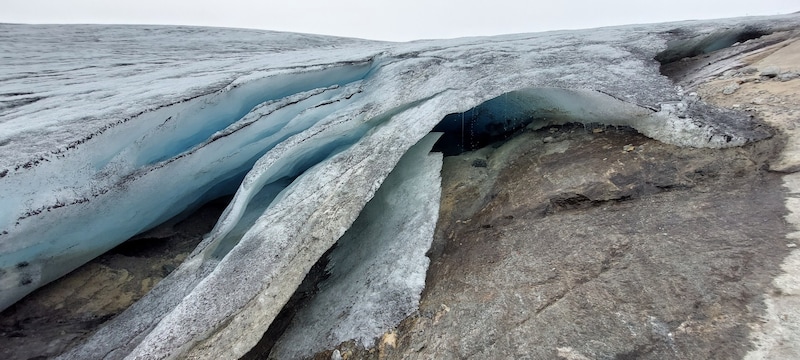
2 0 798 41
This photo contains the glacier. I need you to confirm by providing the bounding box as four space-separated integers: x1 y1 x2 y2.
0 14 798 358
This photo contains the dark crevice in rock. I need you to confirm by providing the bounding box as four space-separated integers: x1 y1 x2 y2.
544 193 633 215
614 343 657 360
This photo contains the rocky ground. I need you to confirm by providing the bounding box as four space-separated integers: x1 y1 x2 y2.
2 30 800 360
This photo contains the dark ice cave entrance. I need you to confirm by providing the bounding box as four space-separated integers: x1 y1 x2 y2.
656 26 770 80
432 100 532 156
432 91 549 156
655 26 769 65
431 87 655 156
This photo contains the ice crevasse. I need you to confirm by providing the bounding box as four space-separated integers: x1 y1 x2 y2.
0 16 796 358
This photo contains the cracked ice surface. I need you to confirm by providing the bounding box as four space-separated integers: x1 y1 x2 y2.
0 15 797 358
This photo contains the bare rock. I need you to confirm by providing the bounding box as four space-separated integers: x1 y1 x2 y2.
761 66 781 78
722 83 740 95
779 72 799 81
739 66 759 75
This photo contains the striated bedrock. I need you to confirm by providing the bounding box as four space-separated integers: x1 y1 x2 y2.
0 14 798 358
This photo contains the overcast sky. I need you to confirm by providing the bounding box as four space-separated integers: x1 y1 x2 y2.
3 1 798 41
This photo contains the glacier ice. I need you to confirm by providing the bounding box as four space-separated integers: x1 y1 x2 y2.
268 133 442 359
0 14 797 359
0 62 376 312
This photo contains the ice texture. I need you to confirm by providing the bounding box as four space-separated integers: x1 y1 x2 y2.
269 133 443 359
0 14 796 358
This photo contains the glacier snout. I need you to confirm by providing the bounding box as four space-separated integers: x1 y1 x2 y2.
0 16 796 358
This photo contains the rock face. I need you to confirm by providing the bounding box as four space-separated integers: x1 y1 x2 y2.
1 14 800 360
368 124 788 359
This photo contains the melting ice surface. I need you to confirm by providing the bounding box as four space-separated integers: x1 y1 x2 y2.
0 16 795 358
